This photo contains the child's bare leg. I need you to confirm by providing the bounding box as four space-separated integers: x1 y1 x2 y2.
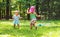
33 22 37 29
30 23 32 29
33 24 37 29
17 24 20 28
14 24 16 28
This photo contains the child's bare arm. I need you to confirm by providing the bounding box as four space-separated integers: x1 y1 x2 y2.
35 13 40 17
19 16 23 19
27 12 31 14
27 10 31 14
12 15 14 19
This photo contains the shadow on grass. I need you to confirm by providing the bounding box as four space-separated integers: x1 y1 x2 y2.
0 25 42 37
0 20 60 37
0 24 60 37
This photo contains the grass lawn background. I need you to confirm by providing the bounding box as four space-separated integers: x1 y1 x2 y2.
0 20 60 37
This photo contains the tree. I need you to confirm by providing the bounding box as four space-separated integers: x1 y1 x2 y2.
0 2 2 19
26 0 30 20
35 0 40 15
2 0 6 19
6 0 10 20
9 0 12 19
0 0 4 19
0 10 1 19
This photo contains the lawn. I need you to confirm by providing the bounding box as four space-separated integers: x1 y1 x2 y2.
0 20 60 37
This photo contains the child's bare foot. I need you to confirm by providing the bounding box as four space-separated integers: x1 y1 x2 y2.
30 27 32 29
14 24 16 28
30 25 32 29
35 27 37 30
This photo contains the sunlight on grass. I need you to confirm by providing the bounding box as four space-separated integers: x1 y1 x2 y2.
48 31 60 37
41 31 60 37
0 34 15 37
0 20 60 37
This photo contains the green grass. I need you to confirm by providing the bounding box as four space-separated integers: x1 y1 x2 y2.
0 20 60 37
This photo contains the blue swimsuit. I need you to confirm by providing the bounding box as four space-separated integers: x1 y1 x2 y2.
13 15 20 24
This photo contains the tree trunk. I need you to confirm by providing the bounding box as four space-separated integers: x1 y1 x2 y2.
35 0 40 20
4 9 5 18
27 0 30 20
0 8 2 19
47 0 52 20
19 3 21 11
27 4 30 20
6 0 10 20
35 0 39 15
10 8 12 19
9 0 12 19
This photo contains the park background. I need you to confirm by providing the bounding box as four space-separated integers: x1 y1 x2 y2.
0 0 60 37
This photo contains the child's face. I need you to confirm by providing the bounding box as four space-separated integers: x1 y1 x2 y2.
15 12 19 16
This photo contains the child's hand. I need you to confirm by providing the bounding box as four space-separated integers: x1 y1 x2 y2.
38 15 40 17
36 15 40 17
20 17 23 19
27 12 31 14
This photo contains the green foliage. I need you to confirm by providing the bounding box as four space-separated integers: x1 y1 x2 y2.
0 0 60 19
